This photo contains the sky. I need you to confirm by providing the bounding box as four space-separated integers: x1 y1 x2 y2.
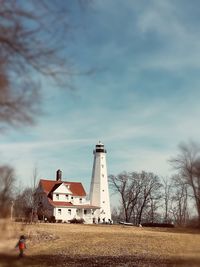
1 0 200 205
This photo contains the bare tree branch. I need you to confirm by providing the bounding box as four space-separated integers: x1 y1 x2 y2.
0 0 90 129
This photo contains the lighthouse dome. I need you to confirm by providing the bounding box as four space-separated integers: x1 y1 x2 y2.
94 141 107 153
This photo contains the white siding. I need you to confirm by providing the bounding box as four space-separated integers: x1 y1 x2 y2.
53 207 98 223
54 207 76 221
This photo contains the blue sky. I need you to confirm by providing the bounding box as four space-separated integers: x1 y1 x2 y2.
1 0 200 206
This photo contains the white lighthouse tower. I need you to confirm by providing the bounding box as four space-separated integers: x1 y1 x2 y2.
89 141 111 223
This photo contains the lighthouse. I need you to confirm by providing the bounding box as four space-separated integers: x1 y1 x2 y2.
89 141 111 223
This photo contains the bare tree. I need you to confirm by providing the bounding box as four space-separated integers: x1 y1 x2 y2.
109 172 142 223
170 141 200 227
32 166 39 191
135 172 162 224
109 172 130 222
0 0 90 128
111 207 123 223
14 166 40 222
144 195 162 224
170 175 189 226
109 171 162 224
0 165 15 218
14 188 32 215
162 177 173 223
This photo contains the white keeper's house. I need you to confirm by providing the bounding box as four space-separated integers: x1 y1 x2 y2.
35 142 112 224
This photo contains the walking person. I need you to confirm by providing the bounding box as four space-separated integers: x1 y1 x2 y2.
16 235 26 258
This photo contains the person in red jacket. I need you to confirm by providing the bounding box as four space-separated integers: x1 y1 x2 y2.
16 235 26 257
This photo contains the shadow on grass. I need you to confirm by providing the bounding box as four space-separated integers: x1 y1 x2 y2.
0 253 200 267
142 226 200 235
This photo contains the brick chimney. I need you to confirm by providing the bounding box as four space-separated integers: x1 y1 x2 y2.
56 169 62 181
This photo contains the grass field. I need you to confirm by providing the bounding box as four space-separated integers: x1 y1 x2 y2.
0 221 200 266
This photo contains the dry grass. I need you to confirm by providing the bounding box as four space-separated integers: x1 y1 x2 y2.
0 221 200 266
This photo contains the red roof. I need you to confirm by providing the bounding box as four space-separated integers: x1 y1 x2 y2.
48 199 99 209
49 200 74 207
40 179 86 196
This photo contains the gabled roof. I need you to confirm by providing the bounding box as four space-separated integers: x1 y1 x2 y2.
49 183 72 196
40 179 86 196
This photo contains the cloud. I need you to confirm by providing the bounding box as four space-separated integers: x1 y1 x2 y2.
134 0 200 71
109 146 175 177
92 0 200 72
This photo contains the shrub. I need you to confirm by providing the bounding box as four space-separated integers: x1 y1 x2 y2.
15 218 24 222
142 223 174 228
49 216 56 223
69 218 85 224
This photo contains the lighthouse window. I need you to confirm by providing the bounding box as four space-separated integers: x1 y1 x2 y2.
103 201 105 203
102 190 104 192
102 174 104 177
102 164 104 168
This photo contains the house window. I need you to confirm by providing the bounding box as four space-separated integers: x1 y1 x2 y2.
58 209 61 215
79 198 82 203
65 194 69 200
56 194 59 200
76 209 81 214
68 209 71 215
84 210 87 215
71 196 73 200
